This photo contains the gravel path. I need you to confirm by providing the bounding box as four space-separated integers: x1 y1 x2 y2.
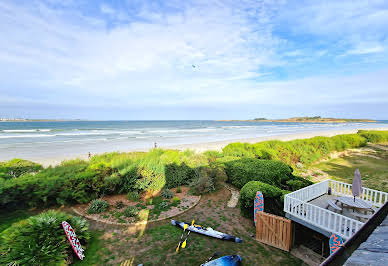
224 184 239 208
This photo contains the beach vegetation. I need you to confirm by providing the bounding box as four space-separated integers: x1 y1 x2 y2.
1 130 387 212
0 158 42 179
0 210 90 265
358 130 388 143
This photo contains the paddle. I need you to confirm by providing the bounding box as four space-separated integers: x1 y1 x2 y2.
181 220 195 249
175 223 188 253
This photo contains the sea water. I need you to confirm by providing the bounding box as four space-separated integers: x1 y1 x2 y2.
1 120 388 162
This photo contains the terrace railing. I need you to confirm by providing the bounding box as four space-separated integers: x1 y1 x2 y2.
329 180 388 207
284 179 388 239
284 195 364 239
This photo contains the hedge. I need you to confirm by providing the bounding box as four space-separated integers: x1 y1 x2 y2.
0 210 90 265
239 181 287 218
224 158 293 188
0 159 42 179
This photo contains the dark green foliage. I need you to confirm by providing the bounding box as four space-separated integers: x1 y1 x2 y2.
225 158 293 188
0 159 42 179
239 181 287 217
127 191 140 201
189 167 215 195
123 206 139 217
161 188 174 199
285 176 313 191
87 199 109 214
0 210 90 265
165 162 195 188
358 130 388 143
176 187 182 193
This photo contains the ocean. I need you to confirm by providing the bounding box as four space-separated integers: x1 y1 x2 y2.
1 120 388 163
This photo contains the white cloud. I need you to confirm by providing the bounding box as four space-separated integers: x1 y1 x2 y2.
0 0 387 119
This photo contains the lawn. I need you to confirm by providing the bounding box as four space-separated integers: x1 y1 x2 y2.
79 187 305 265
311 143 388 192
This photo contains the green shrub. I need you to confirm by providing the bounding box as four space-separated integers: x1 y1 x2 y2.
285 176 313 191
127 191 140 201
87 199 109 214
0 159 43 179
123 206 139 217
224 158 293 188
176 187 182 193
165 162 195 188
358 130 388 143
161 188 174 199
189 168 215 195
239 181 286 218
0 210 90 265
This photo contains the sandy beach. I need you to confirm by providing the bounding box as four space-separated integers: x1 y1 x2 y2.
29 127 388 167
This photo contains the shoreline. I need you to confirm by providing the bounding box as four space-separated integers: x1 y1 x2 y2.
19 127 388 167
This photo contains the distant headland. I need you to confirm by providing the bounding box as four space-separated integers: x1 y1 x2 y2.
219 116 376 123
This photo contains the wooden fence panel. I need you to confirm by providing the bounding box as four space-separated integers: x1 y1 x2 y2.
256 212 292 251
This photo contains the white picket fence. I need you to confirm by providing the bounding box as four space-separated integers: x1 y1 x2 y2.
284 179 388 239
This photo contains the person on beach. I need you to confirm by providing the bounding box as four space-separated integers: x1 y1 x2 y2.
88 152 91 159
154 142 158 148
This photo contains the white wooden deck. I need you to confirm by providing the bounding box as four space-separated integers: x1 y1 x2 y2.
284 180 388 240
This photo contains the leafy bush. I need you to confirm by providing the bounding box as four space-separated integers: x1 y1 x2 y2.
285 176 313 191
358 130 388 143
123 206 139 217
0 159 42 179
127 191 140 201
176 187 182 193
161 188 174 199
189 167 215 195
239 181 286 218
0 210 90 265
224 158 293 188
87 199 109 214
165 162 195 188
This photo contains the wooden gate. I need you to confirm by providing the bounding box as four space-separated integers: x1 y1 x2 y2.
256 212 292 251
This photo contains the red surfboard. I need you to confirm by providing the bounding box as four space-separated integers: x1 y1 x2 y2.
62 221 85 260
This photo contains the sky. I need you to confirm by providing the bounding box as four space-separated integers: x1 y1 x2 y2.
1 0 388 120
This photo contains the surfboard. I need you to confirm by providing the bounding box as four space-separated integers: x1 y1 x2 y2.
329 233 343 254
254 191 264 225
201 255 242 266
62 221 85 260
171 220 242 243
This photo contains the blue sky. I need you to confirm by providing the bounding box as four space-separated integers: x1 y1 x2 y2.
1 0 388 120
